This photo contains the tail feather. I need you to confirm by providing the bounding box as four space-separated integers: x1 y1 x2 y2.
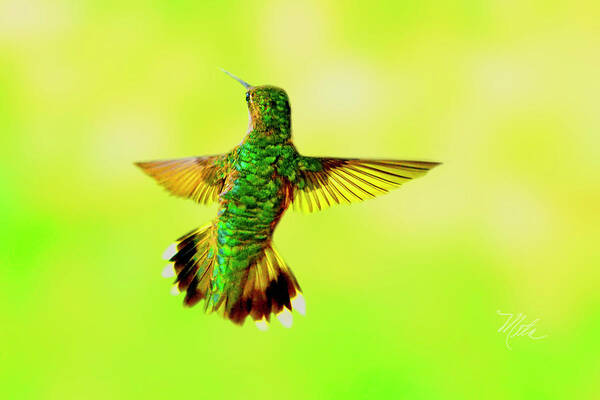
165 224 217 306
227 245 302 325
163 224 303 327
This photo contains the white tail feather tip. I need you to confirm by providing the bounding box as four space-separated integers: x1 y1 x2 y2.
255 319 269 331
291 294 306 316
277 309 293 328
162 243 177 260
161 264 175 278
170 286 180 296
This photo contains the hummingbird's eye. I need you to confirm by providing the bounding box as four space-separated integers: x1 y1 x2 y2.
245 92 250 102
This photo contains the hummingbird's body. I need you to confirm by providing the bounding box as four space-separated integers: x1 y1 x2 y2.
136 74 439 328
213 131 296 311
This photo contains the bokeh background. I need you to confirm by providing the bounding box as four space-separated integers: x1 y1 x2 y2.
1 1 599 399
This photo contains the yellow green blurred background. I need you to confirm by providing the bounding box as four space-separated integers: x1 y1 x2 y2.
1 1 599 399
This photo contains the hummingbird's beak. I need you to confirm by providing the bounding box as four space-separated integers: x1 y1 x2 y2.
220 68 252 89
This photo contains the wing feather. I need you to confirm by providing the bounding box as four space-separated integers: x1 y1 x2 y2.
135 154 229 204
292 158 440 212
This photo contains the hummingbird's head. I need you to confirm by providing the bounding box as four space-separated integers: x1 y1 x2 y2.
245 86 291 134
221 69 291 140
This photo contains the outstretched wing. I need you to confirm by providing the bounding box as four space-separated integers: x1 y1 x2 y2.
291 158 440 212
135 154 230 204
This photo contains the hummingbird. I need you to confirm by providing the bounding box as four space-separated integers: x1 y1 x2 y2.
135 70 440 329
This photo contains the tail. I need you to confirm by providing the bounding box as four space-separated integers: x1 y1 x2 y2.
162 224 304 329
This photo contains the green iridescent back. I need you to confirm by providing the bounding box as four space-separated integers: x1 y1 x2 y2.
210 86 301 307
